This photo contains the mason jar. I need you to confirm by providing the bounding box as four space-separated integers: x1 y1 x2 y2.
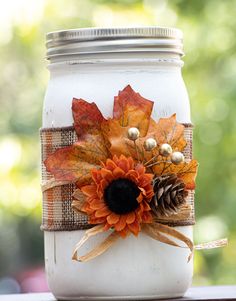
42 27 193 300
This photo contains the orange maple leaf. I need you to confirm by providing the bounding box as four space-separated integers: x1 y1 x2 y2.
154 114 187 151
45 99 110 187
113 85 154 136
152 159 198 190
72 98 105 137
103 85 154 161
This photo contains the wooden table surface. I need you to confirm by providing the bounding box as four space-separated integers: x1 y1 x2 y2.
0 286 235 301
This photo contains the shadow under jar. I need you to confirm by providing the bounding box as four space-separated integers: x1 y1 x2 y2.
42 27 194 300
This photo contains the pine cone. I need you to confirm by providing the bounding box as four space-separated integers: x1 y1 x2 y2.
151 174 188 217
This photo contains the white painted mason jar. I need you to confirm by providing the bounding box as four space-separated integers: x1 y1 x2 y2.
42 27 193 300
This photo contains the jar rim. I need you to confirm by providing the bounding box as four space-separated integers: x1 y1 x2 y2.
46 26 184 59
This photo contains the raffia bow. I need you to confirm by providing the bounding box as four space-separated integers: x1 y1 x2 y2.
70 221 227 263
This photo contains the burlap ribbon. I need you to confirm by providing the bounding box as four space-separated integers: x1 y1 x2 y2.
40 124 195 231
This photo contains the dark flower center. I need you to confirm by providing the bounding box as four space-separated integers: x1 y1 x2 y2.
104 178 140 215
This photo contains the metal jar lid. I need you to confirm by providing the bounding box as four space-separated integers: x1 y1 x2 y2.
46 27 183 59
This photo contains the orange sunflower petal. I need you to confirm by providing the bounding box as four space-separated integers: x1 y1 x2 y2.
97 179 109 198
126 170 139 183
112 166 125 178
127 157 134 169
94 206 111 218
119 226 130 238
139 174 153 186
114 215 127 231
137 192 144 203
103 222 112 231
146 190 154 199
105 158 117 171
142 201 151 211
91 169 103 184
128 220 140 236
81 202 94 214
107 213 120 224
112 155 119 165
90 217 107 224
135 204 144 218
116 155 130 173
141 211 153 223
101 168 113 181
136 163 146 176
126 212 136 224
99 179 109 190
89 199 105 210
81 184 97 197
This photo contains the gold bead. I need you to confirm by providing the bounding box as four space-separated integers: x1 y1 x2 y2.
127 127 140 141
171 152 185 165
159 143 172 157
144 138 157 151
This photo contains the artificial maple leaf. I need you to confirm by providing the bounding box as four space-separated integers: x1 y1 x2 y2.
72 98 105 138
153 159 198 190
72 98 111 152
102 118 155 164
139 114 188 167
45 98 110 187
102 119 135 158
44 134 108 187
154 114 187 151
113 85 154 137
103 86 154 162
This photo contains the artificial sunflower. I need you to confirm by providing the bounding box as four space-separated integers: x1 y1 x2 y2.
78 155 154 237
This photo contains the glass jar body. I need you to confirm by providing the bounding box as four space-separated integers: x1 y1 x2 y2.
43 53 193 300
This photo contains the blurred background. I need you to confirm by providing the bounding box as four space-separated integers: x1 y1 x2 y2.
0 0 235 294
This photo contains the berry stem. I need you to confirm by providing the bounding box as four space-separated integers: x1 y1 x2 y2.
146 160 172 168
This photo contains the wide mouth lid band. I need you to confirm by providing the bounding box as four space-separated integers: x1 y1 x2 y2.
46 26 184 59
